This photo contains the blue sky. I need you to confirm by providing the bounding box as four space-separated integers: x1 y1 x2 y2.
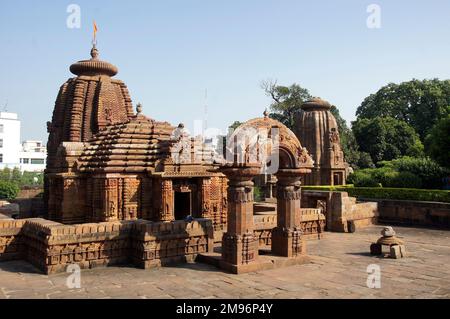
1 0 450 142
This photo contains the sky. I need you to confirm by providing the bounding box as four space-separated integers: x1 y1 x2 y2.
1 0 450 143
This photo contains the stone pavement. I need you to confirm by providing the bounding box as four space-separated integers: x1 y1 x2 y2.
0 225 449 299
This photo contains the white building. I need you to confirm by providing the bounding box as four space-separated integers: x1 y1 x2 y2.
0 112 46 172
19 140 46 172
0 112 21 169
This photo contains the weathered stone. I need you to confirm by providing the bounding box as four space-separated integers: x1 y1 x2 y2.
294 98 348 186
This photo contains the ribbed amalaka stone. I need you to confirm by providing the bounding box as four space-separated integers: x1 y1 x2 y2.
294 97 347 185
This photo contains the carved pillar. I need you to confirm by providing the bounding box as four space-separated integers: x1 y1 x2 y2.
105 178 119 222
272 169 304 257
201 178 211 219
220 164 260 272
160 179 174 221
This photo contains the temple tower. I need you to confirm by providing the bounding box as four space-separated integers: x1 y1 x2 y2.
44 45 135 221
294 97 347 185
46 45 134 170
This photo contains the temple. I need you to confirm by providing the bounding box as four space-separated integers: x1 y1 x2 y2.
0 44 377 275
45 46 227 232
294 98 347 185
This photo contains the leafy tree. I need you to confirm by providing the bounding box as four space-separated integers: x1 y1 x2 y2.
352 117 424 163
228 121 243 132
425 115 450 169
261 80 312 130
329 105 371 168
386 156 447 189
356 79 450 139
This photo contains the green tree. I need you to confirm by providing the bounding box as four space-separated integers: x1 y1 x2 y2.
356 79 450 140
425 115 450 169
329 105 368 168
261 80 312 131
352 117 424 163
228 121 243 132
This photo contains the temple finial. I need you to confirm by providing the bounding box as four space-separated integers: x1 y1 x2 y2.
90 44 99 59
91 21 99 59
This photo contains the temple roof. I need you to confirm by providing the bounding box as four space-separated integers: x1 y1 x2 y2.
47 45 134 169
78 113 175 173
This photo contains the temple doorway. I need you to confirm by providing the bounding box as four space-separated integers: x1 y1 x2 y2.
174 191 192 220
333 172 343 185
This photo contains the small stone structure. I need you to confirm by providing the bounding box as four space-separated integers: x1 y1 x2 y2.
370 226 406 259
294 98 348 186
213 114 315 273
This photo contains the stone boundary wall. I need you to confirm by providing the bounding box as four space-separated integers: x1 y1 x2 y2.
253 208 325 246
0 216 214 274
362 198 450 229
301 190 378 232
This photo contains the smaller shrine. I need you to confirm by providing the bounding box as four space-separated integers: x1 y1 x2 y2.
199 112 316 273
294 98 348 185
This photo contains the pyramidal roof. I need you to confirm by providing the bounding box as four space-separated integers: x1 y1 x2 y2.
78 113 175 173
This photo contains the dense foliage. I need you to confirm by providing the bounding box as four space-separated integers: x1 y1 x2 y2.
356 79 450 139
352 117 424 163
0 167 43 200
301 185 450 203
0 180 20 200
347 157 447 189
425 115 450 169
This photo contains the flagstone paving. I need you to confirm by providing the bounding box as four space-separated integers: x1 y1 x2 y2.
0 225 449 299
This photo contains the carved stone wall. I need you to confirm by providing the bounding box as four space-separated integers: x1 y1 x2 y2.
0 217 214 274
301 190 378 232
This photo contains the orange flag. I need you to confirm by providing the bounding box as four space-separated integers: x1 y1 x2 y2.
93 21 98 42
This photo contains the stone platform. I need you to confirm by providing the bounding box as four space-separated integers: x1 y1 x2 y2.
197 246 311 274
0 225 448 299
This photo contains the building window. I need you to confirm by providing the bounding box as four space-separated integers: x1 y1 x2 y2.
0 124 3 133
31 159 45 165
0 154 3 163
0 139 3 148
22 158 29 164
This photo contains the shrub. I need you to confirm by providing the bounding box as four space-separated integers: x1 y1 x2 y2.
387 157 447 189
382 171 423 188
0 180 20 200
348 157 447 189
301 186 450 203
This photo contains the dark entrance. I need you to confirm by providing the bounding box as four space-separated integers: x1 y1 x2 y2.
333 172 343 185
174 192 191 220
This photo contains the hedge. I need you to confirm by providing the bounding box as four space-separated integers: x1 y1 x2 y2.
0 180 20 200
301 186 450 203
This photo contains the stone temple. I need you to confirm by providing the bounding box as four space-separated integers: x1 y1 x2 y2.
294 98 347 186
45 45 227 229
0 44 377 274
